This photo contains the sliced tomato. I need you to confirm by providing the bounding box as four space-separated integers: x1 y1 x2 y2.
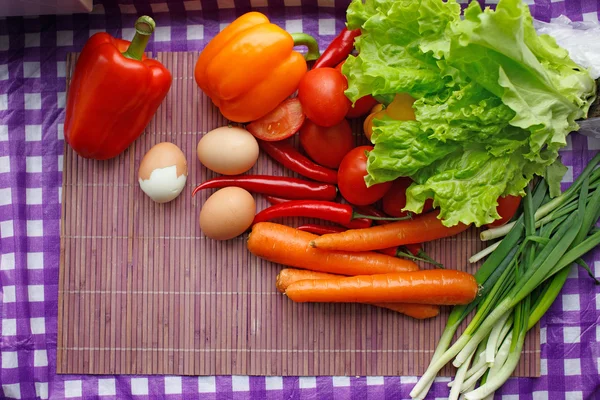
246 98 305 141
487 195 522 228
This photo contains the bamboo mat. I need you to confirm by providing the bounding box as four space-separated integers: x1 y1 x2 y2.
57 51 540 377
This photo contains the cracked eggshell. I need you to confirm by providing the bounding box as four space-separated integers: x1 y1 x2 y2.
138 142 188 203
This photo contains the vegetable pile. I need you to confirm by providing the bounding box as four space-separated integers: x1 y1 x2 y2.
65 3 600 396
185 10 484 318
342 0 596 227
186 3 600 395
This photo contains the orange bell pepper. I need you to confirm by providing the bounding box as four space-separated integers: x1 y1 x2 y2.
64 16 172 160
194 12 320 123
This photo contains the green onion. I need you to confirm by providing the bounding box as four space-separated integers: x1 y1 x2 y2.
411 155 600 400
527 267 570 330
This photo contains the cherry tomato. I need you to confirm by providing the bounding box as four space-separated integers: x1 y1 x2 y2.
335 61 378 118
487 195 522 227
299 118 355 169
338 146 392 206
382 177 434 217
297 67 351 127
246 98 305 141
346 95 379 119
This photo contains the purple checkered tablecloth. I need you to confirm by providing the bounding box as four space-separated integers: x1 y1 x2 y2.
1 0 599 399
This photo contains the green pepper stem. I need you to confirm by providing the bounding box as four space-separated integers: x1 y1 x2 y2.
122 16 156 61
290 33 321 62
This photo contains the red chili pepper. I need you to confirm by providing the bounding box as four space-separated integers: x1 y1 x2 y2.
297 224 347 235
354 205 389 224
312 28 361 69
192 176 337 200
404 243 422 257
253 200 373 229
265 196 289 205
258 140 338 184
378 247 399 257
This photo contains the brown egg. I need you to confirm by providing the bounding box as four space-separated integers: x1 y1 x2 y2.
196 126 259 175
138 142 188 203
199 187 256 240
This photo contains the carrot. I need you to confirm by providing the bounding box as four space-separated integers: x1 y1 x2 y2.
379 303 440 319
285 269 478 305
310 211 470 252
276 268 440 319
276 268 340 293
248 222 419 276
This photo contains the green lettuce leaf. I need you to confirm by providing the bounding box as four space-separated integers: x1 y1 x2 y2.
342 0 459 102
444 0 594 159
344 0 595 227
544 157 569 198
405 148 532 226
366 119 459 183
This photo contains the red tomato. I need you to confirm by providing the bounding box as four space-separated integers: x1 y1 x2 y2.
336 61 379 118
346 95 379 119
246 98 305 141
299 119 355 169
338 146 392 206
382 177 434 217
297 68 351 127
488 195 522 227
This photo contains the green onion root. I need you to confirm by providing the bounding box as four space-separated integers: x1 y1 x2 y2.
464 331 524 400
410 334 470 398
470 241 500 263
449 350 475 400
485 311 510 363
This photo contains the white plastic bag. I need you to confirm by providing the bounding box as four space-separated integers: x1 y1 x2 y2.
535 15 600 79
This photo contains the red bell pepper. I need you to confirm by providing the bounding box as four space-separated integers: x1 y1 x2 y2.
64 16 172 160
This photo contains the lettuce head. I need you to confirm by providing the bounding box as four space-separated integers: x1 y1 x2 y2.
342 0 596 227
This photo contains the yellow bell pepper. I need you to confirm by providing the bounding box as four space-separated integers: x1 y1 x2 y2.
363 93 416 141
